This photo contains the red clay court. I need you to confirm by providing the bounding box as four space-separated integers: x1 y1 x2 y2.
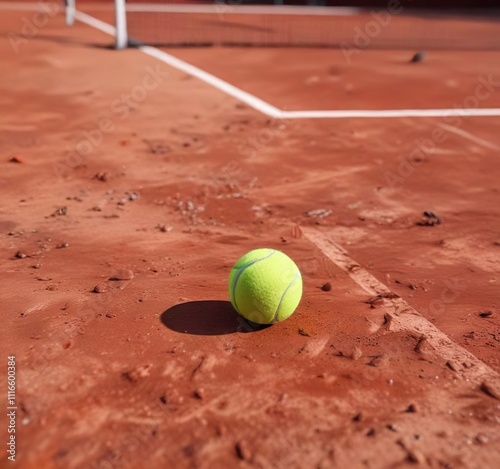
1 1 500 468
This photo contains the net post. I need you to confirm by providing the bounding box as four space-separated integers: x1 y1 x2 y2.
65 0 75 26
115 0 128 49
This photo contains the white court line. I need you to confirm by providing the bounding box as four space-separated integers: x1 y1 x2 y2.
139 46 283 118
126 4 360 16
74 10 116 36
438 122 500 150
74 11 283 117
302 227 499 384
284 108 500 119
0 2 358 15
71 11 500 119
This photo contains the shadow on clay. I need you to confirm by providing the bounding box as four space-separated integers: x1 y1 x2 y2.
161 300 271 335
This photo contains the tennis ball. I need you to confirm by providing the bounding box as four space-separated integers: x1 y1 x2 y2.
228 248 302 325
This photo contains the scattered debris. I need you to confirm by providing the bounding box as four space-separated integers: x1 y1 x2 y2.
350 347 363 361
110 269 134 281
321 282 332 292
145 139 171 155
305 208 332 218
15 251 27 259
352 412 363 422
128 191 139 201
363 292 399 308
386 423 398 432
51 206 68 217
410 51 426 63
191 356 206 380
407 449 425 464
56 242 69 249
479 311 493 318
156 224 173 233
32 264 41 269
475 433 489 445
9 156 24 163
366 428 376 437
122 364 153 383
235 440 251 461
93 283 108 293
368 354 388 367
397 440 425 464
338 347 363 360
363 296 384 308
414 335 430 354
446 360 459 372
93 172 108 182
405 404 417 413
298 328 311 337
105 312 116 318
480 379 500 400
193 388 204 400
382 313 393 328
416 211 441 226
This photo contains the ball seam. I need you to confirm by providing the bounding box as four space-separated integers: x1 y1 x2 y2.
231 250 276 315
272 269 301 323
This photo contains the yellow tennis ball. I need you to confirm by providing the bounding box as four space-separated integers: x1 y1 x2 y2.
228 248 302 325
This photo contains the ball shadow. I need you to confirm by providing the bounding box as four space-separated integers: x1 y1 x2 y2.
161 300 271 335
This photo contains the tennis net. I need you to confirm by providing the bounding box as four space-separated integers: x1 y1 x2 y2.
116 1 500 50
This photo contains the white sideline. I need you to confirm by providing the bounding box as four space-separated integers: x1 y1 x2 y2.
72 11 500 120
302 227 499 384
126 4 361 16
140 46 284 118
3 3 500 119
74 10 116 36
284 108 500 119
0 2 359 15
74 10 282 116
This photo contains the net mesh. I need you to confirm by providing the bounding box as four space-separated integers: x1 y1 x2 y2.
124 1 500 50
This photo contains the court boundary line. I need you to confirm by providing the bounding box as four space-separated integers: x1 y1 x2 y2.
302 227 499 384
125 4 361 16
72 11 500 119
0 2 359 15
5 3 500 119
